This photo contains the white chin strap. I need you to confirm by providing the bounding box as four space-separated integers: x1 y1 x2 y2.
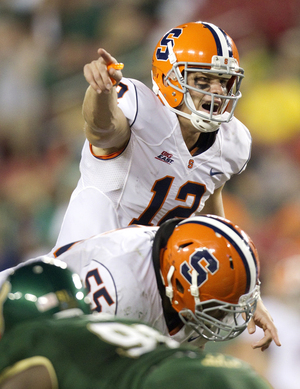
189 111 221 133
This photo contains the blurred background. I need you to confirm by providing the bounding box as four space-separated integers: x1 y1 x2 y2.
0 0 300 387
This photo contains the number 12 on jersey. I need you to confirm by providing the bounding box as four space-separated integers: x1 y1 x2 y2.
130 176 205 226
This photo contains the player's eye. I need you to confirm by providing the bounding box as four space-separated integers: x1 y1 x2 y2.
194 77 210 89
194 77 210 83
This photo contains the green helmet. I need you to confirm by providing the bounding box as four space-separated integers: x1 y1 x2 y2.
0 257 91 334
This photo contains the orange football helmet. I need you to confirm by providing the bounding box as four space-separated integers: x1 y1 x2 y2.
153 215 260 341
152 21 244 132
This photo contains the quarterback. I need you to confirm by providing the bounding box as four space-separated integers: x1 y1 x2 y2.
53 21 251 250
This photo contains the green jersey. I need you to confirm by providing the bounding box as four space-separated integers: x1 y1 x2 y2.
0 313 272 389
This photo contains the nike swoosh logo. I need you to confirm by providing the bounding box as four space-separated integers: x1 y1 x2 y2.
188 335 200 342
210 168 223 176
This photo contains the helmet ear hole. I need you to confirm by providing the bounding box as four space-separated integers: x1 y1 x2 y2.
175 278 184 294
178 242 193 251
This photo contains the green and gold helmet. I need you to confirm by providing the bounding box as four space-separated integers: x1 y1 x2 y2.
0 257 91 334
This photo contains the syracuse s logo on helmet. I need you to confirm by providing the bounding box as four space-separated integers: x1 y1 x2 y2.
180 248 219 287
155 28 183 61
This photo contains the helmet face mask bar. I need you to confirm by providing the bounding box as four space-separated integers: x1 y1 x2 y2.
152 21 244 133
179 285 260 341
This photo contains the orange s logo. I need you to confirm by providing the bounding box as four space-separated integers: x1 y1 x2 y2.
188 159 194 169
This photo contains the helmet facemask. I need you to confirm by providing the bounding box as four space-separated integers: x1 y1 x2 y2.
178 285 260 341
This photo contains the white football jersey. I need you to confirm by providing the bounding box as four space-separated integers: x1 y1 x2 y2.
53 77 251 251
53 225 207 347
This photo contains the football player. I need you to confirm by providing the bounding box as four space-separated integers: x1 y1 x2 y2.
53 21 250 250
52 215 277 350
0 259 273 389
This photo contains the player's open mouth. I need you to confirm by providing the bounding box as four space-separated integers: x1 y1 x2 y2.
202 102 220 114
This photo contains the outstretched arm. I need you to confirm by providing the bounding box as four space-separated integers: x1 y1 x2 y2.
248 298 281 351
82 48 130 155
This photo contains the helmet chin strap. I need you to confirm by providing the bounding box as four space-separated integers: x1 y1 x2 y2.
165 265 175 301
190 111 221 133
191 269 201 305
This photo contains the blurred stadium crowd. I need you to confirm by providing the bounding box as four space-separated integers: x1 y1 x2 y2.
0 0 300 388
